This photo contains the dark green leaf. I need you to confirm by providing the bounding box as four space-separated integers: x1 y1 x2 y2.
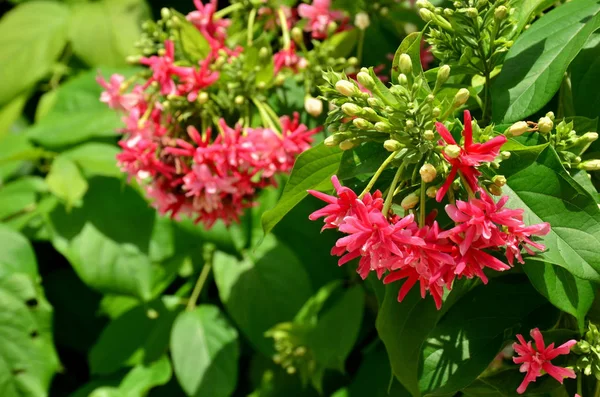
492 0 600 123
170 305 239 397
338 142 391 180
524 260 594 333
213 236 313 355
89 297 182 375
571 33 600 121
0 2 70 106
261 143 342 236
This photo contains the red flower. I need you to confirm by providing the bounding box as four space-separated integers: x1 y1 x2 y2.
513 328 576 394
298 0 346 39
273 43 305 74
176 57 220 102
435 110 507 202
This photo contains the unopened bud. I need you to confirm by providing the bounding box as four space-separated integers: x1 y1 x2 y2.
546 111 555 121
258 47 269 59
384 139 402 151
492 175 507 187
501 151 511 159
304 96 323 117
436 65 451 87
367 97 384 108
398 73 408 86
580 160 600 171
356 71 375 89
453 88 470 107
327 21 338 36
444 144 462 159
341 102 363 117
420 164 437 182
234 95 245 105
335 80 358 97
197 92 209 105
432 107 441 118
291 27 303 44
419 8 434 22
426 186 438 198
161 7 171 19
443 8 454 17
353 118 373 130
405 119 415 129
416 0 434 10
465 7 478 18
325 133 345 147
488 184 502 196
286 366 296 375
354 12 370 30
399 54 413 75
401 192 420 210
423 130 435 140
380 7 389 16
507 121 528 136
583 132 599 143
494 6 508 20
375 122 391 133
538 117 554 134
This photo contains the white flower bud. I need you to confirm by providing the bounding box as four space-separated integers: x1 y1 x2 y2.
538 117 554 134
401 193 420 210
354 12 370 30
197 92 209 105
465 7 478 18
444 144 462 159
291 27 303 44
419 163 437 183
494 6 508 20
423 130 435 140
339 139 357 150
419 8 434 21
234 95 245 105
453 88 470 107
399 54 413 75
341 102 363 116
580 160 600 171
384 139 402 152
357 71 375 89
304 96 323 117
546 111 555 121
335 80 358 97
436 65 451 86
507 121 528 136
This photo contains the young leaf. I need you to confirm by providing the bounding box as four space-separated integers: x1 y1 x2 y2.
524 260 594 333
0 2 70 106
173 9 211 62
492 0 600 123
213 236 313 356
46 155 88 210
391 31 427 85
261 143 343 236
170 305 239 397
118 356 172 396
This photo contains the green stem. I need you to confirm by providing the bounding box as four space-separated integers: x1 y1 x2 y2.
383 165 404 216
459 171 475 198
186 250 213 311
214 2 244 19
595 378 600 397
577 373 583 396
360 151 399 198
252 98 280 133
419 178 426 227
247 8 257 45
278 8 291 50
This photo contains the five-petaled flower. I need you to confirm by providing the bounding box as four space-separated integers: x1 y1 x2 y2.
513 328 576 394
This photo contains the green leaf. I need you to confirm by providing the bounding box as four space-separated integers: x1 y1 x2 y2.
0 177 46 226
62 143 122 178
213 236 313 356
463 366 570 397
170 305 239 397
492 0 600 123
391 31 426 85
261 143 343 236
0 1 70 107
48 177 156 299
69 0 150 67
26 68 138 149
89 297 182 375
46 155 88 209
0 93 29 137
337 141 391 180
0 224 39 278
419 278 548 396
500 145 600 281
511 0 556 34
0 132 35 184
329 29 359 58
119 356 172 396
571 33 600 121
375 284 443 397
524 261 594 333
175 11 211 62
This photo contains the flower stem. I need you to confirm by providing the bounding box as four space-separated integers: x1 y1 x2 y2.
577 375 583 397
595 378 600 397
247 8 257 45
360 151 399 199
186 245 214 311
383 164 404 216
278 8 291 50
214 2 244 19
419 178 427 227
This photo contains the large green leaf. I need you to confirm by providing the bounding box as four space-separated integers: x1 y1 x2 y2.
89 297 181 375
48 177 156 299
492 0 600 123
511 0 556 34
261 143 342 236
571 33 600 121
62 143 122 178
375 284 443 397
170 305 239 397
0 1 70 107
0 93 29 137
46 155 89 210
524 261 594 333
500 145 600 281
213 236 313 356
69 0 150 67
419 279 548 396
0 177 46 223
391 31 426 85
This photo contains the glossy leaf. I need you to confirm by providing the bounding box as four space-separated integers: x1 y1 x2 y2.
492 0 600 123
213 236 313 356
170 305 239 397
571 33 600 121
0 2 70 106
524 261 594 333
261 143 342 236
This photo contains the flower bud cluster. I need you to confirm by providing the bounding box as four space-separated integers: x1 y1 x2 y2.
573 322 600 378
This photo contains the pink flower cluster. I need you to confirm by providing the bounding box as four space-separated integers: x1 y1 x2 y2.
298 0 347 39
309 178 549 309
513 328 576 394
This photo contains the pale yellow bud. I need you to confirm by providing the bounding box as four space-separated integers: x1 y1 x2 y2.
426 186 438 198
419 164 437 183
401 193 420 210
354 12 370 30
335 80 358 97
444 144 462 159
538 117 554 134
304 96 323 117
507 121 528 137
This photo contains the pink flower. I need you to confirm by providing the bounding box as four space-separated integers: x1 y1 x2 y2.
97 74 139 111
505 222 550 265
258 5 296 30
187 0 230 42
273 44 305 74
435 110 507 202
308 176 361 230
176 57 220 101
140 40 188 95
298 0 345 39
513 328 576 394
182 163 238 212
